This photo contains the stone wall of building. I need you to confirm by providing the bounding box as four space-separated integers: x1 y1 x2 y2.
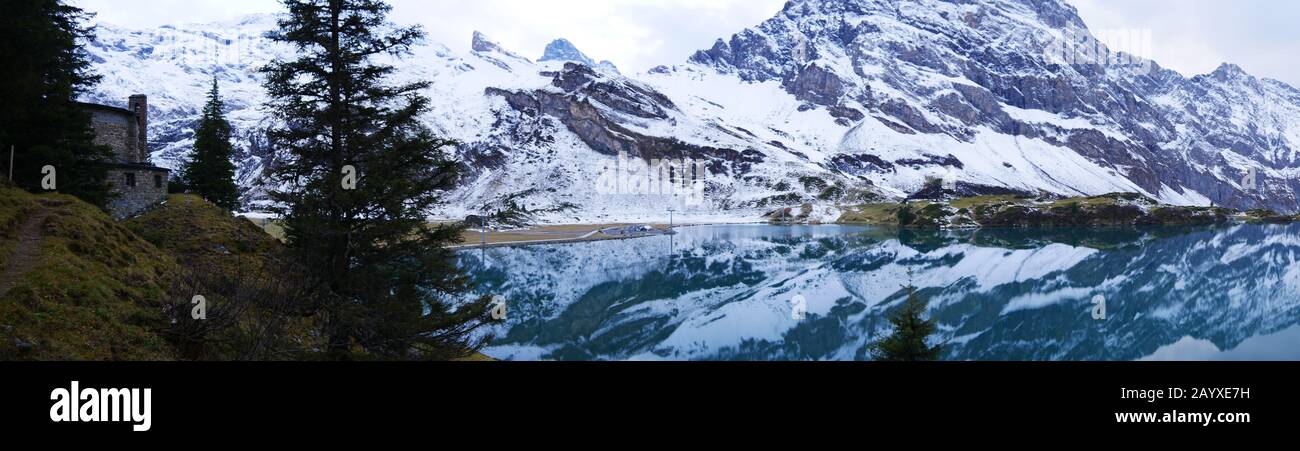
82 96 169 219
87 109 137 163
128 95 148 161
106 167 170 219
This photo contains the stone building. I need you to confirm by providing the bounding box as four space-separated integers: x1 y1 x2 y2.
76 95 170 218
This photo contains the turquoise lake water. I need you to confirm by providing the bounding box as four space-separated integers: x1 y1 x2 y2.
459 223 1300 361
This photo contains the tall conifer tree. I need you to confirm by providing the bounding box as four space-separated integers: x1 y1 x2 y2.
262 0 490 359
0 0 111 205
181 78 240 211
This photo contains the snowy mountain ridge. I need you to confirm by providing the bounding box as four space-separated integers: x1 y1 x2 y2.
80 0 1300 220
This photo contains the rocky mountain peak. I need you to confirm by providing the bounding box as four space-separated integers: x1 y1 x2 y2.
472 31 528 59
1210 62 1248 80
539 38 595 66
470 31 497 52
596 60 620 74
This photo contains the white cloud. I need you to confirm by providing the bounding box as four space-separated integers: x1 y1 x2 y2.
73 0 281 27
71 0 1300 84
1068 0 1300 86
410 0 786 72
72 0 786 73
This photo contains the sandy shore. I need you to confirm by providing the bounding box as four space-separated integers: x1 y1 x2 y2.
243 216 685 249
450 223 673 249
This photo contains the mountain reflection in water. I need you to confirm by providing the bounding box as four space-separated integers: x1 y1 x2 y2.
458 224 1300 361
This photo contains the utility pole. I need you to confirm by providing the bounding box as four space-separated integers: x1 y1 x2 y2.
478 215 489 266
8 145 13 182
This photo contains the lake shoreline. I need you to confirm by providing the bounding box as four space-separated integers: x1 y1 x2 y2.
249 191 1300 250
448 223 688 250
450 217 1300 251
447 215 1300 250
832 194 1298 229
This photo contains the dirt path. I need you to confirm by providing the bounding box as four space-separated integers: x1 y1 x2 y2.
0 202 61 297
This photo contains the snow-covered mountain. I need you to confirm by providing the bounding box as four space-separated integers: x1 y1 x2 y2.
538 38 618 73
81 0 1300 219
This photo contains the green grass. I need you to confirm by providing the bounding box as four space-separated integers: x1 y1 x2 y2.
1047 193 1154 209
0 190 326 361
127 194 280 268
838 203 904 224
0 187 178 360
125 194 324 360
250 217 287 242
949 195 1024 210
839 192 1234 229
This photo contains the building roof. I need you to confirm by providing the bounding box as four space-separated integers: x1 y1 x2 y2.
101 162 171 173
74 101 136 117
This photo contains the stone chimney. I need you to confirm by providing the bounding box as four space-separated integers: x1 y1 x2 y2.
128 94 148 162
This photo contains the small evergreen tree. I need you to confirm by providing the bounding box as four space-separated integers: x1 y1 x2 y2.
870 285 942 361
896 204 916 226
262 0 491 359
0 0 112 206
181 78 241 211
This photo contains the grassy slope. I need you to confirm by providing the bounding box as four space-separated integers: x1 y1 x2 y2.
0 187 177 360
840 193 1237 228
0 191 317 360
837 203 906 225
1 190 501 361
127 195 282 272
126 194 325 360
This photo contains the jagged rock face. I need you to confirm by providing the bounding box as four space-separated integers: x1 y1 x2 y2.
486 63 764 175
80 1 1300 219
686 0 1300 212
786 64 844 105
548 63 674 120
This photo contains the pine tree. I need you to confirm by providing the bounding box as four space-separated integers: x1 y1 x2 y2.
896 204 916 226
262 0 491 359
870 285 942 361
181 78 241 211
0 0 112 206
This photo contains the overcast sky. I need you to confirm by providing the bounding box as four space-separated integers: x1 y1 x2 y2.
71 0 1300 86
